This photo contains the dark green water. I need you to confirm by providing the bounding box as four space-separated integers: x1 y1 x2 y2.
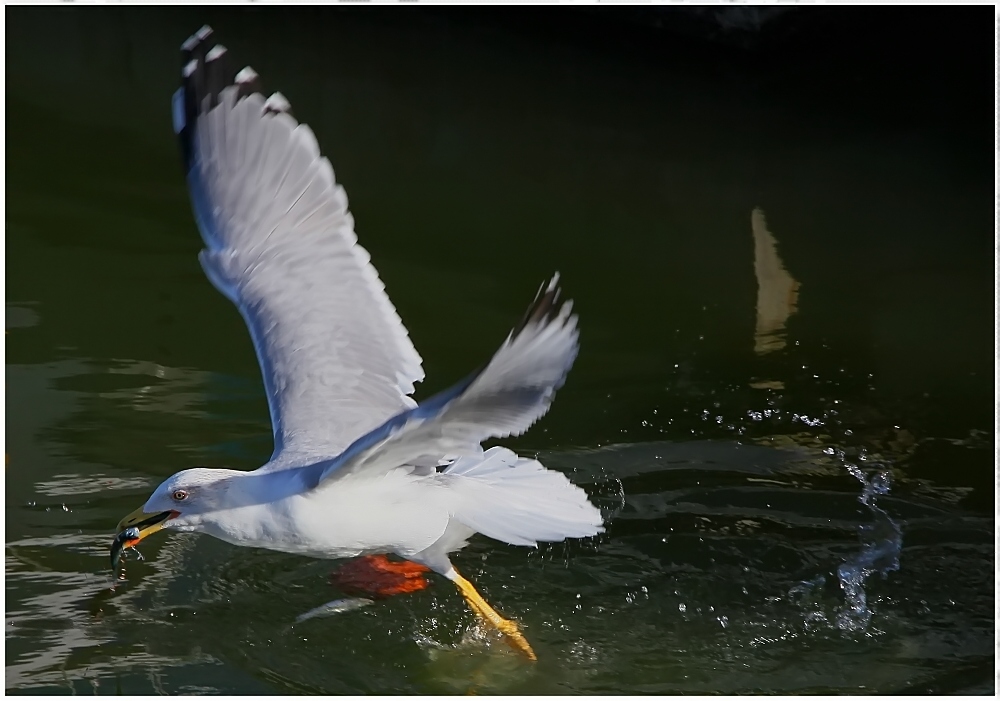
6 7 994 694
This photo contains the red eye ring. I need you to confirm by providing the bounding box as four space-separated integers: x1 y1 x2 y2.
172 489 189 501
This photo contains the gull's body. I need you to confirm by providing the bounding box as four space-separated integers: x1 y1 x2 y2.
116 26 603 660
182 469 448 561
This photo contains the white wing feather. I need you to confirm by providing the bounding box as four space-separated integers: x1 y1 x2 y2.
175 29 424 464
309 276 577 487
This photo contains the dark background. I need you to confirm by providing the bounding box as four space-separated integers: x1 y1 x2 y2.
6 5 994 694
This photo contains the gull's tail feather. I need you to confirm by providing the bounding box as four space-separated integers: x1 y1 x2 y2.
445 447 604 547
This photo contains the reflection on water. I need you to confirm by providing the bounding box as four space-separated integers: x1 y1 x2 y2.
6 6 993 696
749 205 799 393
751 206 799 357
102 360 213 419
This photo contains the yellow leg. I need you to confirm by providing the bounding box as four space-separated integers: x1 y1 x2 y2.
451 570 537 661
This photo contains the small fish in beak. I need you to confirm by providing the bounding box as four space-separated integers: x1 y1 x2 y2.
110 527 142 571
110 509 178 572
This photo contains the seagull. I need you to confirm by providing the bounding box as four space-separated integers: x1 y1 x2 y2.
113 26 604 661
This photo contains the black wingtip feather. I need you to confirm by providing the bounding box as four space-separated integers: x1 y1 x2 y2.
177 27 269 172
511 275 566 340
205 45 237 110
181 25 212 62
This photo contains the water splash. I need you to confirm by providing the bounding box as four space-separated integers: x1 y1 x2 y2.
834 465 902 632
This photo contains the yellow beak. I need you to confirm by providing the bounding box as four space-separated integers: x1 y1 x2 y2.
116 506 176 537
110 507 177 570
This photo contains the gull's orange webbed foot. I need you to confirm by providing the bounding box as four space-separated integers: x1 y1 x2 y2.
332 555 431 599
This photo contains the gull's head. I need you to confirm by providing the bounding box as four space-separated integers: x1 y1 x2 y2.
113 467 240 559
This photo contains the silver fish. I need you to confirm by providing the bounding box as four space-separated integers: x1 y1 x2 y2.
294 597 373 624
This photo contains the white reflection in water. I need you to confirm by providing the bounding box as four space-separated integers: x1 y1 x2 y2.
103 359 215 418
34 473 152 498
6 304 41 330
6 531 203 691
751 206 800 358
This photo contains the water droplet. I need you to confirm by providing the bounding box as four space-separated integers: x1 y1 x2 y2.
804 611 827 629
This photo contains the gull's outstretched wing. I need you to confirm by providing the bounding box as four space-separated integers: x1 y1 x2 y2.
174 27 424 464
303 275 577 488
